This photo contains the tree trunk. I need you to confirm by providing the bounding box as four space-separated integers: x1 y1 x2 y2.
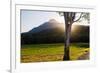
63 12 82 60
63 12 72 60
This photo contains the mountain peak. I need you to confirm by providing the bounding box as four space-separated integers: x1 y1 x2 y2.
29 19 64 33
49 19 58 23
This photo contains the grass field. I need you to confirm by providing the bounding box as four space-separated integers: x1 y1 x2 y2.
21 43 89 63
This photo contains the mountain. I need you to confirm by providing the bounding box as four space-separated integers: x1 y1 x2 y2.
29 19 64 33
21 19 89 44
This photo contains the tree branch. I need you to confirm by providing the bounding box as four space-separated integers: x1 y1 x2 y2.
73 13 83 22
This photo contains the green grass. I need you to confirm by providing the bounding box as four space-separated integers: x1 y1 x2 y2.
21 43 89 63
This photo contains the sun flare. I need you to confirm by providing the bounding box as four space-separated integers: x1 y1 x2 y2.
71 25 77 32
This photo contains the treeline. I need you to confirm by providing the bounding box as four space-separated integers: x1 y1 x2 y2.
21 25 89 45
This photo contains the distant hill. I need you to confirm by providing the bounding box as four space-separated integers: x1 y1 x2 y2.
21 19 89 44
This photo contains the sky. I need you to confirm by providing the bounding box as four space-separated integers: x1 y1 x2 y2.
21 10 89 33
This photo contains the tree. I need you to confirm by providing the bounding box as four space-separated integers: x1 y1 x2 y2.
62 12 89 60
